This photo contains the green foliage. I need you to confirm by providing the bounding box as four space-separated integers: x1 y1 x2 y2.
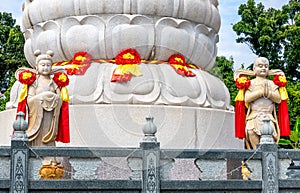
279 117 300 149
233 1 300 147
286 80 300 128
210 56 237 106
0 74 15 111
233 0 300 81
0 12 27 93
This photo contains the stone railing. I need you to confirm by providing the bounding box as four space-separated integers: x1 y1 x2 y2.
0 113 300 193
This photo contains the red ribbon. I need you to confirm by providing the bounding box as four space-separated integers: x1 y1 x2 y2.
56 101 70 143
235 100 246 139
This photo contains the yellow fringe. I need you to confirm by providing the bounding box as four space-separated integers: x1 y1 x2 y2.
60 87 69 102
18 84 28 102
115 64 143 76
279 87 288 100
235 89 245 101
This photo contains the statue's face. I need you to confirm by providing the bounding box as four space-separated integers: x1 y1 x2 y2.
37 59 52 75
254 58 269 77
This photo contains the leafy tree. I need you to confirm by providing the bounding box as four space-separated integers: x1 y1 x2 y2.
286 80 300 127
232 0 300 134
233 0 300 81
279 117 300 149
0 12 27 111
0 75 15 111
282 0 300 81
0 12 27 92
210 56 237 106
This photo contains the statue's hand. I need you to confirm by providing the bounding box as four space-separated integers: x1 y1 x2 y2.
263 81 269 98
255 88 264 98
38 91 60 111
40 91 59 99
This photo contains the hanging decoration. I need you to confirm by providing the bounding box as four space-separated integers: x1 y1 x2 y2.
53 50 200 82
110 48 143 83
234 76 251 139
53 52 92 75
53 72 70 143
168 54 196 77
273 74 290 136
17 70 37 118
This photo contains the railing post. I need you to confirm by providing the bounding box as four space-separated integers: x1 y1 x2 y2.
259 117 279 193
10 112 29 193
140 117 160 193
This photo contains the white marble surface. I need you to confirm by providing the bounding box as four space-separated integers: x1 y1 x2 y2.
0 0 243 151
0 105 242 149
22 0 220 32
24 15 218 70
8 63 231 109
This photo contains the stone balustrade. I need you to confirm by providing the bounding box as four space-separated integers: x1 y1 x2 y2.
1 115 300 192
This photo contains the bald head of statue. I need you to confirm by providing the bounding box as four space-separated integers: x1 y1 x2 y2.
253 57 269 77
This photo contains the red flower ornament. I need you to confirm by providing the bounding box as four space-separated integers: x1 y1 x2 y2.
235 76 251 90
168 54 196 77
53 72 70 88
72 52 92 65
18 70 36 85
65 52 93 75
273 74 287 87
168 54 186 65
111 48 142 83
115 48 141 65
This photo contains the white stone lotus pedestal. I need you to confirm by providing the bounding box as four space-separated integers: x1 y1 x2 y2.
1 0 243 149
0 104 242 149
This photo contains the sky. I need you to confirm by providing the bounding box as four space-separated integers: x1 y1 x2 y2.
0 0 290 69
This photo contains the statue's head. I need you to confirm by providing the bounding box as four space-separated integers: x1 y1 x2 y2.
34 50 54 76
253 57 269 77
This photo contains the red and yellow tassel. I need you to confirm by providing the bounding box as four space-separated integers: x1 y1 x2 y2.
234 76 250 139
273 75 290 136
53 72 70 143
17 70 36 119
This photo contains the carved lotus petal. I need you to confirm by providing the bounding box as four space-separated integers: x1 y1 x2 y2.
68 63 105 104
202 72 231 109
155 18 195 62
190 24 218 70
65 62 230 109
24 30 35 68
106 15 154 59
26 0 74 29
24 21 65 67
61 16 106 60
103 64 160 104
182 0 221 32
157 65 207 106
23 0 220 32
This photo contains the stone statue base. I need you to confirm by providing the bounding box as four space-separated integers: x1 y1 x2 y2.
0 104 242 149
